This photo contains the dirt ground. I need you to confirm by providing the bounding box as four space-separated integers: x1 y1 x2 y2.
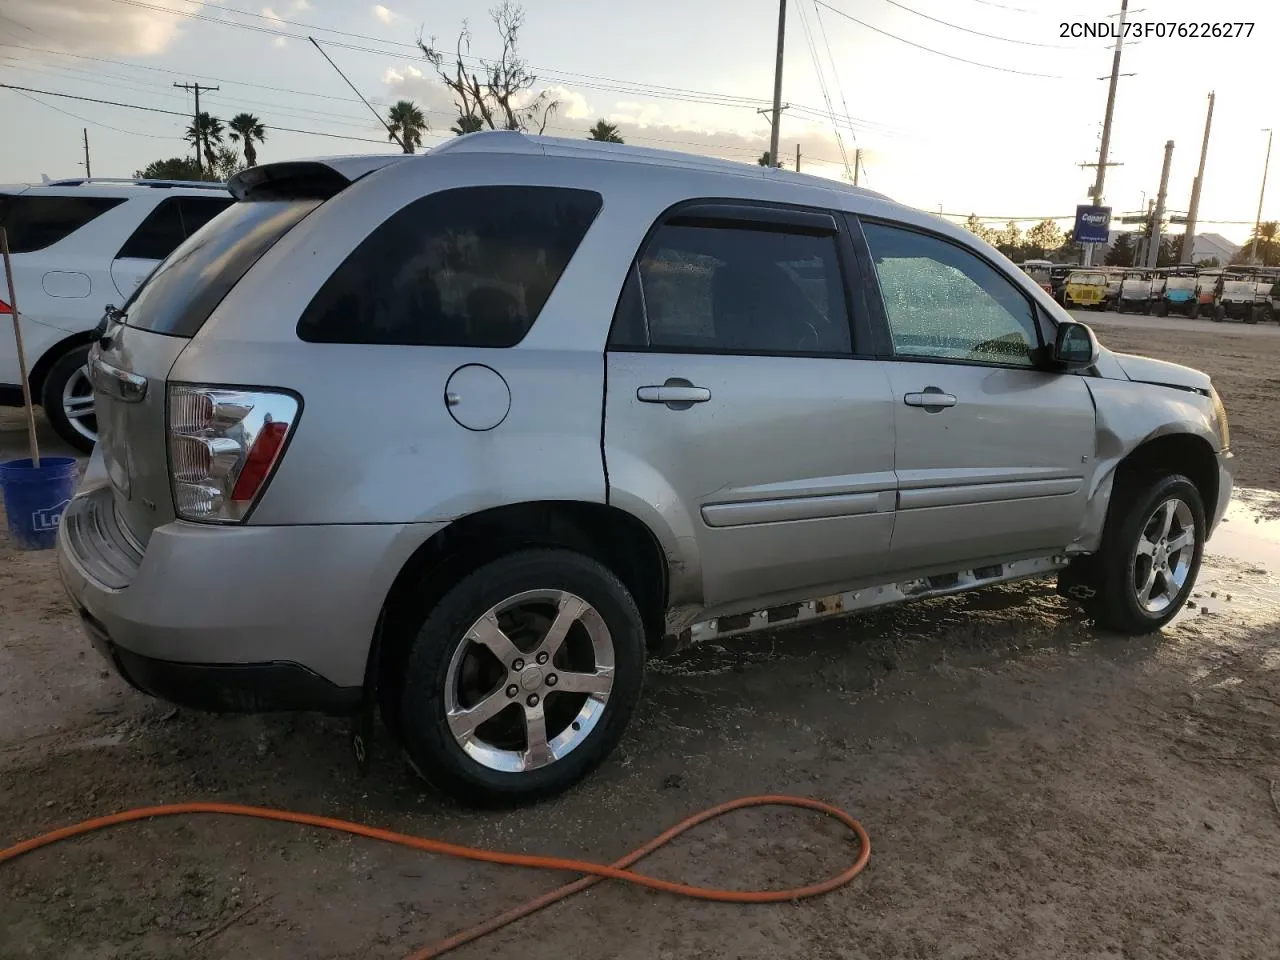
4 317 1280 960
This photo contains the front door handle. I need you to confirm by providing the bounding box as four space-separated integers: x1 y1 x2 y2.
904 387 957 411
637 378 711 410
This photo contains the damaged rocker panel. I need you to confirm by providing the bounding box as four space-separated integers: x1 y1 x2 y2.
667 554 1068 648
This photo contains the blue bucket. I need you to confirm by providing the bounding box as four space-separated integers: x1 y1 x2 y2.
0 457 80 550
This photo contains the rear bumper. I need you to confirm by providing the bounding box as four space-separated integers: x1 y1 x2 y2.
77 607 362 714
57 483 446 711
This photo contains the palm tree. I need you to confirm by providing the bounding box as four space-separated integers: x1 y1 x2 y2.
184 112 224 173
451 114 485 136
387 100 426 154
586 120 623 143
1243 220 1280 266
227 112 266 167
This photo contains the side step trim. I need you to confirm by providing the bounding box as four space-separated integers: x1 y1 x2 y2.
681 555 1067 646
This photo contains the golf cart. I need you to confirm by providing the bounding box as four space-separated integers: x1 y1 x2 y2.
1213 267 1278 323
1064 269 1108 310
1150 267 1199 318
1114 269 1155 313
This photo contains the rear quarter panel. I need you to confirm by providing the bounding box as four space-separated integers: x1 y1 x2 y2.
174 155 623 526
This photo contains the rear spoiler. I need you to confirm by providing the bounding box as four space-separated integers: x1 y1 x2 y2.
228 156 408 202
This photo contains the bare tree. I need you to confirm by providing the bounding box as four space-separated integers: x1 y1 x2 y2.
420 2 558 135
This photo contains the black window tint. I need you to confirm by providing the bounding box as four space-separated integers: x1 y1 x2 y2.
610 222 852 355
180 196 235 237
297 186 603 347
861 222 1038 367
124 199 319 337
116 196 234 262
0 194 124 253
116 198 185 260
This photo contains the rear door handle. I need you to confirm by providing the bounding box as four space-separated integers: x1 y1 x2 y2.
637 379 711 409
904 387 957 410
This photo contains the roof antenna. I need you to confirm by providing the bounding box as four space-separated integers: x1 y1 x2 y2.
307 36 408 152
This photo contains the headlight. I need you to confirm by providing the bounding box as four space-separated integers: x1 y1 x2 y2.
1210 386 1230 451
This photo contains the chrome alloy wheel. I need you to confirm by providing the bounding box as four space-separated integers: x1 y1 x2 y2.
1132 497 1197 614
444 589 615 773
61 364 98 444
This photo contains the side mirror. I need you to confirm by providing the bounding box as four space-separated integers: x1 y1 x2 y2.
1052 320 1099 370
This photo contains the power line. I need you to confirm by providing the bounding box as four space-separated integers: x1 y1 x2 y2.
811 1 858 177
4 88 172 139
95 0 915 134
875 0 1071 49
956 0 1035 11
0 82 392 145
794 0 852 178
814 1 1074 79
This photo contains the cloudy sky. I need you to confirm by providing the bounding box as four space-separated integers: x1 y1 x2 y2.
0 0 1275 243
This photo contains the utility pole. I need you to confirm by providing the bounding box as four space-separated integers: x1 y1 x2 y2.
173 82 219 175
1179 91 1214 264
853 147 861 186
82 128 91 178
768 0 786 169
795 143 801 172
1250 127 1273 264
1146 139 1174 269
1079 0 1129 266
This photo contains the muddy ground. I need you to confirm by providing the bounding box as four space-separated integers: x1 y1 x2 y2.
3 316 1280 960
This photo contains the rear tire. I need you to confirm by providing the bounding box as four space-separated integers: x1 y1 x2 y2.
398 549 645 806
1153 300 1168 317
40 343 96 454
1212 305 1225 323
1069 472 1205 635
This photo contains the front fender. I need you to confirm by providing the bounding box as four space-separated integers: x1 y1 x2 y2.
1074 378 1221 552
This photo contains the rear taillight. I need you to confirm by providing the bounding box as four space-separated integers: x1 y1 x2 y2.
167 385 299 523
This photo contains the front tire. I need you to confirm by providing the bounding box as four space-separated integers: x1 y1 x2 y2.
40 344 97 453
1153 300 1169 317
1076 473 1205 634
399 549 645 805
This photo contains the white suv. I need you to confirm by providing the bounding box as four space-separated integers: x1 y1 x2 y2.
0 178 233 450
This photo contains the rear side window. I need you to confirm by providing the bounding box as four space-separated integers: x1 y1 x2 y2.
116 195 234 261
0 194 125 253
297 186 603 347
123 199 319 337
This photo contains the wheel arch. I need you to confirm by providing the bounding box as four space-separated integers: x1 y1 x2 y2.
28 329 96 398
368 499 670 729
1113 433 1219 521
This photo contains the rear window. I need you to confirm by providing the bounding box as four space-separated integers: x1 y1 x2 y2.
296 186 603 347
123 199 319 337
0 194 125 253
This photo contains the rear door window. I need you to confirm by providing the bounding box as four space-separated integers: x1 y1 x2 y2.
0 194 125 253
116 195 234 261
297 186 603 347
123 199 320 337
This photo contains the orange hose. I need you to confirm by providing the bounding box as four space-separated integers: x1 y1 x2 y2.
1 795 870 959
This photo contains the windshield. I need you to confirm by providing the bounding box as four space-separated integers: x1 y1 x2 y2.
1069 272 1105 285
123 199 320 337
1222 281 1255 295
1165 277 1195 291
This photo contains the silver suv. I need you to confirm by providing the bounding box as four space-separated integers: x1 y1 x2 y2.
57 133 1233 804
